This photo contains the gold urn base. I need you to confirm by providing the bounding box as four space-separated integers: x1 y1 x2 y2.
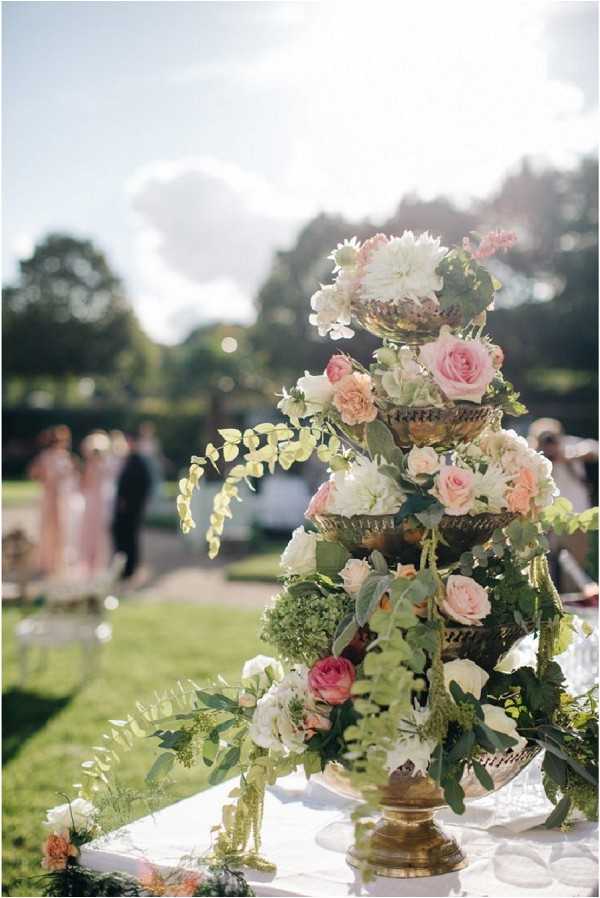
346 808 465 878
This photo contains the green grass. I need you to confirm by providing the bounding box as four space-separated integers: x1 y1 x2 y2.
2 481 41 508
225 550 283 583
2 602 265 897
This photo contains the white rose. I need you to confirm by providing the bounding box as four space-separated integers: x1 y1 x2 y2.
242 654 284 690
443 658 489 700
340 558 371 596
407 446 440 480
280 527 318 576
296 373 335 414
481 704 527 752
45 798 98 836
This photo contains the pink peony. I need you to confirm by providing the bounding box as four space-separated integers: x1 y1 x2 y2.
442 575 491 626
326 354 353 384
309 656 355 705
332 372 378 426
420 333 496 403
41 834 77 872
432 465 475 516
305 480 335 519
506 467 537 515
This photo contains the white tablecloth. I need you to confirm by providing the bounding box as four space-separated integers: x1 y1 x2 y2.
81 766 598 897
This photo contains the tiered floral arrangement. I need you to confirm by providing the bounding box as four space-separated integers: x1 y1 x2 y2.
47 229 598 885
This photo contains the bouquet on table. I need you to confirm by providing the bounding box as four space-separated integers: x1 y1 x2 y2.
50 229 598 886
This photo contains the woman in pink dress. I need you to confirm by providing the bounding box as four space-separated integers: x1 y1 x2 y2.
80 431 114 575
28 425 79 575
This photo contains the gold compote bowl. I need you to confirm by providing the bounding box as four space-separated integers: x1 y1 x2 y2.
322 747 540 878
351 296 462 344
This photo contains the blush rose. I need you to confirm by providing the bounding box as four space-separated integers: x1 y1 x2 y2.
308 656 355 705
420 333 495 403
305 480 335 519
442 575 491 626
432 465 475 516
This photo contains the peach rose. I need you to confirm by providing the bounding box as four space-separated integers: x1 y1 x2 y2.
340 557 371 595
333 372 378 426
304 710 332 738
308 656 355 705
305 480 335 519
41 834 77 872
432 465 475 516
442 575 491 626
326 354 353 384
506 467 537 515
420 333 495 402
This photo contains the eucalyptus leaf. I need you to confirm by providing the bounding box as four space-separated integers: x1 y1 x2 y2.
195 691 239 711
543 794 572 829
145 752 175 784
332 613 359 657
355 573 392 626
471 759 494 791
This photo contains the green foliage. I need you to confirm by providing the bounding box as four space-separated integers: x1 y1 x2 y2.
485 374 527 417
539 498 599 536
471 551 543 627
307 701 359 768
436 248 495 323
260 580 354 664
38 863 255 897
315 541 351 578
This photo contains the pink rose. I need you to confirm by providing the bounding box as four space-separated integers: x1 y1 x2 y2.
305 480 335 519
432 465 475 516
308 656 355 705
326 354 353 384
442 575 491 626
420 334 495 402
333 372 378 426
506 467 537 515
41 834 77 872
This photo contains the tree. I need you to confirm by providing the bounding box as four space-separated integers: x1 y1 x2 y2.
2 233 156 393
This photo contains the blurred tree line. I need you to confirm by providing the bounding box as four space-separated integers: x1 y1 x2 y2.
2 156 597 476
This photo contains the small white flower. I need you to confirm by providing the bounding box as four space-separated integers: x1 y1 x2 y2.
277 390 307 420
481 703 527 752
472 463 510 514
329 237 360 271
329 455 405 518
384 704 436 776
360 231 447 304
295 372 335 414
248 666 317 755
406 446 440 480
340 558 371 596
443 658 489 700
280 527 318 576
242 654 284 690
309 284 354 340
44 799 98 837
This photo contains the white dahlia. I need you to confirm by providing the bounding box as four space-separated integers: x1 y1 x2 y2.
329 455 404 517
360 231 448 304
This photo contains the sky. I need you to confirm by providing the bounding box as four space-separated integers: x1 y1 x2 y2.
2 1 598 344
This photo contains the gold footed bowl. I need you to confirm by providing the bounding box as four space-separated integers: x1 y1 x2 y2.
350 296 463 344
314 511 518 565
380 404 499 449
323 747 540 878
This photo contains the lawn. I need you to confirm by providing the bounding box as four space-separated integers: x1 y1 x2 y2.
225 550 283 583
2 601 265 897
2 481 41 508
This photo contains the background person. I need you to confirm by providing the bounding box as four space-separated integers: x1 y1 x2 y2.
111 434 152 581
80 430 114 575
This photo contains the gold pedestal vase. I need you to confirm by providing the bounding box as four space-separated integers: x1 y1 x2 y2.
324 747 540 878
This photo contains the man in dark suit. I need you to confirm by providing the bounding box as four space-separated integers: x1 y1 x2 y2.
112 434 152 580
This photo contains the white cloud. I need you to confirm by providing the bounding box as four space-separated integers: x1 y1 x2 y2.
127 157 299 343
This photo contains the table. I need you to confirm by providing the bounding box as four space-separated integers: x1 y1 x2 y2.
82 767 597 897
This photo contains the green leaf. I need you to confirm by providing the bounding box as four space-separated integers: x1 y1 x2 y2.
315 541 351 578
332 613 359 657
356 573 392 626
471 759 494 791
208 745 241 785
145 752 175 784
370 550 389 574
544 795 572 829
195 691 239 711
443 777 466 814
415 501 445 528
447 729 475 763
366 420 397 464
218 428 242 443
542 751 567 788
202 737 219 767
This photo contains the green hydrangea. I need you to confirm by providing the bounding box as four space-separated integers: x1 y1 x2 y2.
260 586 353 665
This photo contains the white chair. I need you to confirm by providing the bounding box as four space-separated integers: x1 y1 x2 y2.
15 554 125 684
